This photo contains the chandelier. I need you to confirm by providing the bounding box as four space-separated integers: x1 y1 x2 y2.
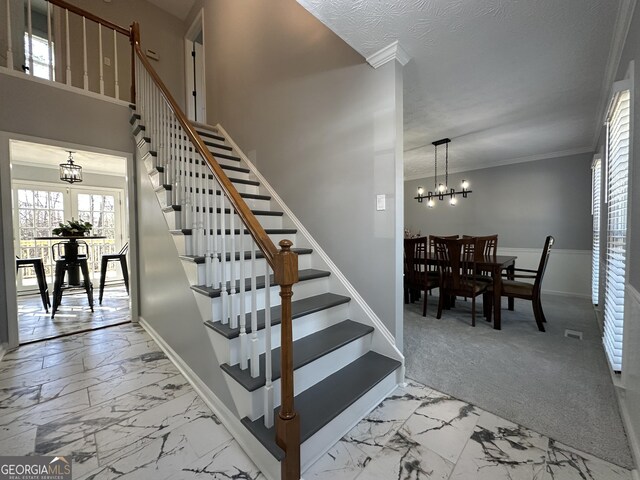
415 138 471 207
59 150 83 184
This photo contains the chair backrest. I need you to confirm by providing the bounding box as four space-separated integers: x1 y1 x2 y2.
463 234 498 261
404 236 428 284
119 242 129 255
534 236 555 289
432 236 477 293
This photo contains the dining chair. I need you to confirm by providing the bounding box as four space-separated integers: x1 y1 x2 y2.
99 242 129 304
16 256 51 312
488 235 554 332
51 241 94 318
432 236 491 326
404 237 439 316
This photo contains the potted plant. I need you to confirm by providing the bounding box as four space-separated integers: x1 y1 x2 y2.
52 218 93 237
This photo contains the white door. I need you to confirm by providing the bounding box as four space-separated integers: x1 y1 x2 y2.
185 36 206 122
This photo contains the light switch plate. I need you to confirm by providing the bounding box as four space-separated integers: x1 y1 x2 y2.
376 194 386 211
103 56 111 66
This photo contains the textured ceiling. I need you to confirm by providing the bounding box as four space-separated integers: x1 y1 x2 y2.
297 0 620 178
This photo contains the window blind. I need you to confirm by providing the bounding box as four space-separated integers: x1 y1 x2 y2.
591 158 601 305
603 88 630 373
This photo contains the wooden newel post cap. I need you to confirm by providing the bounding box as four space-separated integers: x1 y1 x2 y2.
274 239 298 286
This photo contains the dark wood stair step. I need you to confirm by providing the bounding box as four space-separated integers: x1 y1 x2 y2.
221 320 373 392
191 269 330 299
204 292 350 339
195 128 225 142
242 351 401 460
156 184 271 202
180 247 311 264
155 162 250 175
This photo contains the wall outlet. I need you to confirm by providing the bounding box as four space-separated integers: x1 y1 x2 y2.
103 56 111 66
376 194 386 211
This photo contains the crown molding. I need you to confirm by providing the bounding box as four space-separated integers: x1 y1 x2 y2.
592 0 637 149
403 146 593 181
366 41 411 69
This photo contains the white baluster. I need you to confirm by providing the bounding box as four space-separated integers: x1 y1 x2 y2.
47 2 52 80
264 262 274 428
82 17 88 89
185 132 192 235
65 9 71 85
6 0 13 70
219 190 229 324
239 225 248 369
27 0 33 74
98 24 104 94
211 169 220 289
250 242 259 378
229 206 238 329
204 156 212 286
113 29 119 98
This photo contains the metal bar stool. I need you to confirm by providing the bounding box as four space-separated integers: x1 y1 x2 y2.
16 257 51 312
51 241 94 318
99 243 129 304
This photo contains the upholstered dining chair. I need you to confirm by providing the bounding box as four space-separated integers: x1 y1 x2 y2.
432 236 491 326
487 235 554 332
404 237 439 316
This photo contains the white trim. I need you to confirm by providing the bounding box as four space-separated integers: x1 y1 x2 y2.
0 66 130 106
216 124 403 361
0 343 7 362
403 146 593 180
184 8 207 124
138 316 280 480
365 41 410 68
632 469 640 480
592 0 637 149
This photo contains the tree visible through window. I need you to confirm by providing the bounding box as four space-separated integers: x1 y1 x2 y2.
24 32 54 80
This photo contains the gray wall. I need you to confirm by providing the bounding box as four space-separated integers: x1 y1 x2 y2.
405 153 593 250
0 73 133 348
186 0 403 338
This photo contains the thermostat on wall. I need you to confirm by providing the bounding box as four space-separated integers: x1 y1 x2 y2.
146 49 159 61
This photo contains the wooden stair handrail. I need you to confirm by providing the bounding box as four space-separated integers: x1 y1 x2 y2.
46 0 130 36
130 22 278 267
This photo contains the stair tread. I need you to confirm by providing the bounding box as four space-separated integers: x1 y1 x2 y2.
155 163 250 174
195 128 225 142
170 228 297 236
191 268 330 298
221 320 373 392
242 351 401 460
162 205 282 217
204 292 350 339
180 247 311 264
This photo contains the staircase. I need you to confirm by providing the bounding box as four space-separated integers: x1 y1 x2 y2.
130 24 403 480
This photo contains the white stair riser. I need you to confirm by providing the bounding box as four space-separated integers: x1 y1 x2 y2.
224 303 351 366
181 253 313 286
149 164 252 185
163 209 283 231
231 333 373 421
193 277 331 323
170 232 300 257
155 188 272 213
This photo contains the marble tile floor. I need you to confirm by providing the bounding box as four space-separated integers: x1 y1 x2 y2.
0 323 633 480
17 284 131 343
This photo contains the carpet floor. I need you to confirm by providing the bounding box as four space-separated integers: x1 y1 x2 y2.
403 293 634 469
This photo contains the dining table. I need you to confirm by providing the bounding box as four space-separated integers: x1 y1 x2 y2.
34 235 106 286
420 252 517 330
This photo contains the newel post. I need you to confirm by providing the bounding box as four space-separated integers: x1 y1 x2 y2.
274 239 300 480
129 22 140 104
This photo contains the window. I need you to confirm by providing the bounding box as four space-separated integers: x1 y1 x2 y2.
24 32 54 80
603 84 631 373
591 157 601 305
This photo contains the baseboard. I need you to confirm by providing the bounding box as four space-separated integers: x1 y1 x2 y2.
632 468 640 480
541 289 591 299
138 316 280 480
0 343 7 362
616 389 640 472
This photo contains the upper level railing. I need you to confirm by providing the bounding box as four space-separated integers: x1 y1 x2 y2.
4 0 131 101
